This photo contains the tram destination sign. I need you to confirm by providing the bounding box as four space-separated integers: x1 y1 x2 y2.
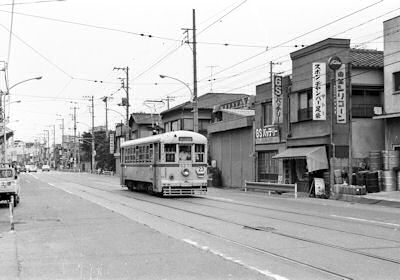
255 125 280 144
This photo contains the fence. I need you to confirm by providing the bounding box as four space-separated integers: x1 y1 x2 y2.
243 181 298 198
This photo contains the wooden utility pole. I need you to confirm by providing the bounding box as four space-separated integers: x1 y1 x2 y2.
114 66 130 140
192 9 199 133
91 96 95 173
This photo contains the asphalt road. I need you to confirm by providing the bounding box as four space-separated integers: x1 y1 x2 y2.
1 171 400 280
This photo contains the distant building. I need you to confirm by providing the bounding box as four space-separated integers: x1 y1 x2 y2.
161 92 250 135
373 15 400 151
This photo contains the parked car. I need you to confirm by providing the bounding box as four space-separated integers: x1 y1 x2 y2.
26 165 38 172
0 166 20 206
42 165 50 172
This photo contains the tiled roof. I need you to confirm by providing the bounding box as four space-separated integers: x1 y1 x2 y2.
130 113 161 125
220 109 255 117
350 49 383 68
162 92 249 113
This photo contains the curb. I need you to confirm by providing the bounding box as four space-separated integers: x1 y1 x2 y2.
331 193 400 208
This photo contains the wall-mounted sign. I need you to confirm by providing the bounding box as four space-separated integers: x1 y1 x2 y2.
328 56 342 71
312 62 326 120
255 125 280 144
335 64 346 124
272 75 283 124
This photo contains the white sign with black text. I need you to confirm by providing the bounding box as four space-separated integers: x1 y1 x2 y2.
272 75 283 124
336 64 346 124
312 62 326 120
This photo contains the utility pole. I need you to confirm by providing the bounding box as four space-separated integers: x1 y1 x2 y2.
113 66 130 140
102 96 109 138
163 96 175 110
53 124 55 165
192 9 199 133
91 96 95 173
70 102 78 170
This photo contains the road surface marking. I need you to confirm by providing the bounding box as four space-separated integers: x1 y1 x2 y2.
182 239 289 280
330 214 400 227
48 183 55 187
207 197 235 202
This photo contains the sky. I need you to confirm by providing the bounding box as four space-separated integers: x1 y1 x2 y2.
0 0 399 144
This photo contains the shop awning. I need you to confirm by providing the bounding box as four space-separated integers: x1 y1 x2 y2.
272 146 328 172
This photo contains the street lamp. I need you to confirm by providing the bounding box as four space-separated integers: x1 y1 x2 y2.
159 74 198 132
1 76 42 162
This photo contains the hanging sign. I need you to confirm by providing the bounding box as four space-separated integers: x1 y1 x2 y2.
336 64 346 124
272 75 283 124
312 62 326 120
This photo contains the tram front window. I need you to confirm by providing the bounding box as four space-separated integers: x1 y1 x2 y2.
179 145 192 161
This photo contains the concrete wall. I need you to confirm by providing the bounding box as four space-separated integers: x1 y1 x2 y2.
209 127 254 188
352 118 385 159
384 16 400 114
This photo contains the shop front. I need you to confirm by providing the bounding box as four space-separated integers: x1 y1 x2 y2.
273 146 329 193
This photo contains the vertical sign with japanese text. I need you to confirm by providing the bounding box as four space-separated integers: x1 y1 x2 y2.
109 132 115 154
312 63 326 120
335 64 346 123
272 75 283 124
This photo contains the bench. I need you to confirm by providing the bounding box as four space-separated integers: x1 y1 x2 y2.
243 181 298 198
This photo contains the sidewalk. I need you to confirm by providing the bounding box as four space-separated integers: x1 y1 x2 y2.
333 190 400 208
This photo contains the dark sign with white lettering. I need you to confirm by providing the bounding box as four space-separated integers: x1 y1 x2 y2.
255 125 280 144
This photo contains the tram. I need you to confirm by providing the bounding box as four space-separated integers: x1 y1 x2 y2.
120 130 208 196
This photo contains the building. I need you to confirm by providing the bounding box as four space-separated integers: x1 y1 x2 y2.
373 15 400 151
129 112 161 139
161 92 250 135
254 76 291 184
271 38 384 192
208 96 255 188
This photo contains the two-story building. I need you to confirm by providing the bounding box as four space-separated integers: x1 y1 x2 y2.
374 15 400 151
161 92 249 135
271 38 384 192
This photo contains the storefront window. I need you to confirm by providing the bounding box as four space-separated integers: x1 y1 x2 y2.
257 151 278 182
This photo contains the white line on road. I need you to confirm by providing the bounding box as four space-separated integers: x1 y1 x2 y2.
330 214 400 227
48 183 55 187
182 239 290 280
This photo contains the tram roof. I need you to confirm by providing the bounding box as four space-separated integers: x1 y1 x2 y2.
121 131 207 147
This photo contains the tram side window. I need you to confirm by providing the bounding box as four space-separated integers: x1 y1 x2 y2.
195 144 205 162
165 144 176 162
179 145 192 161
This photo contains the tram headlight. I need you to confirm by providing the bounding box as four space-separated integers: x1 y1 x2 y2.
181 168 190 177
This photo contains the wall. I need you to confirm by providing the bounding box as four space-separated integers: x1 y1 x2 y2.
352 118 385 159
209 127 254 188
384 16 400 114
386 118 400 149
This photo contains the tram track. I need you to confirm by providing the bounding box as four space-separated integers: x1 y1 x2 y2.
30 174 400 279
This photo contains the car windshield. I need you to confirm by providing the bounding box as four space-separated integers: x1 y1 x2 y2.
0 169 14 178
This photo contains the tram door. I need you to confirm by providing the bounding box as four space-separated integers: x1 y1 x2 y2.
152 143 159 188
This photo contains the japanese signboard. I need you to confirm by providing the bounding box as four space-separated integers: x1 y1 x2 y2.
255 125 280 144
272 75 283 124
335 64 346 124
109 133 115 154
312 62 326 120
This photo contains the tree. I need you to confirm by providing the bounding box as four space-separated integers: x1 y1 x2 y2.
79 130 115 171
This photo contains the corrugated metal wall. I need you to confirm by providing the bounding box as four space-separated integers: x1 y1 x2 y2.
210 127 254 188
